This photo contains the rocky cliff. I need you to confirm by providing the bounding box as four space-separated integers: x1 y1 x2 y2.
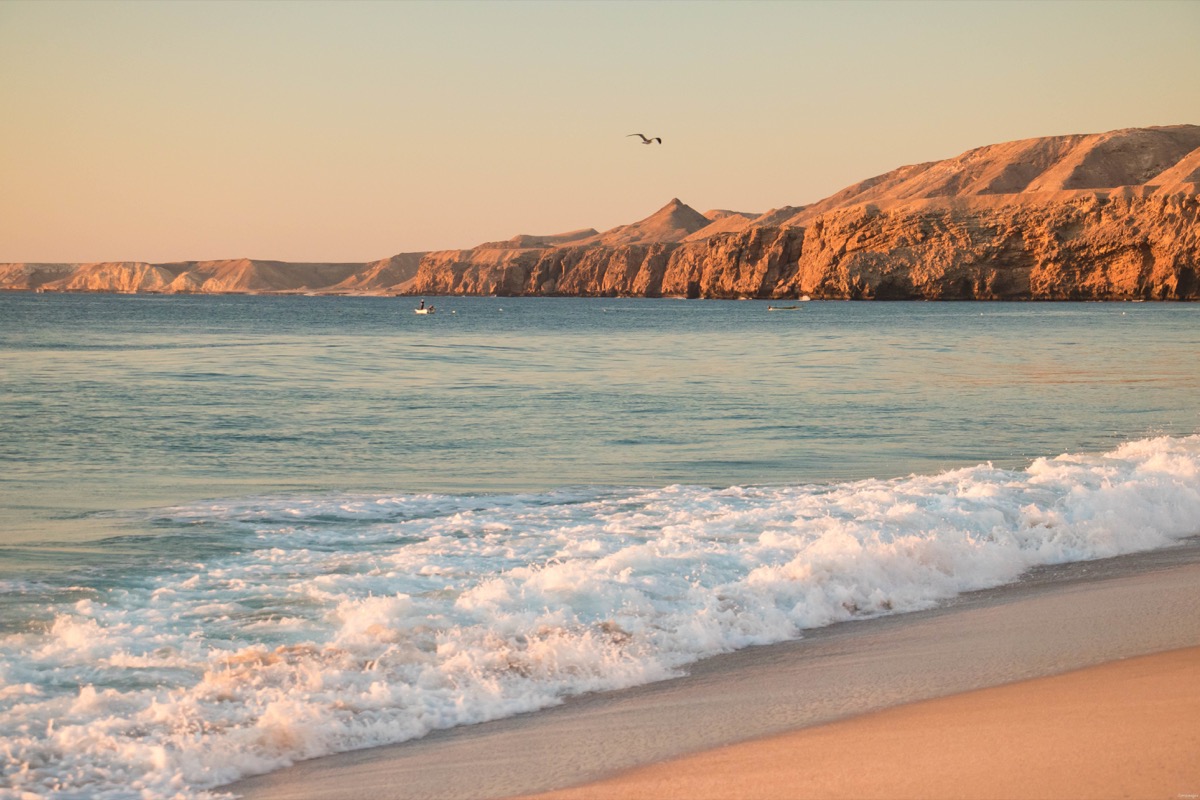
5 125 1198 299
0 256 424 295
404 125 1200 300
406 193 1198 300
785 191 1199 300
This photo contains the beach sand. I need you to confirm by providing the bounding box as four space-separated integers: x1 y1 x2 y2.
524 646 1200 800
230 542 1200 800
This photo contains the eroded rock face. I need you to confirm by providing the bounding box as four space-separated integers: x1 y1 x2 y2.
661 227 803 299
5 126 1198 299
787 192 1200 300
413 243 682 297
405 125 1200 300
0 264 75 290
3 257 423 295
407 192 1198 300
51 262 177 294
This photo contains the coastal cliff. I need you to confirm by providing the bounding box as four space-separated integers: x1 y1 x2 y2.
0 257 423 296
405 125 1200 300
785 191 1200 300
5 125 1198 299
403 192 1198 301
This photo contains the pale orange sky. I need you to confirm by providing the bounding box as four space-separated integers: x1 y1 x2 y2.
1 0 1197 263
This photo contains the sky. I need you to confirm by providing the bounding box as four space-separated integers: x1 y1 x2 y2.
1 0 1197 264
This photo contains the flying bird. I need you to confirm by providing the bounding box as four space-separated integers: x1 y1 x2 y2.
627 133 662 145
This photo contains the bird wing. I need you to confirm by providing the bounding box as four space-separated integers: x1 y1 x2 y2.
626 133 649 142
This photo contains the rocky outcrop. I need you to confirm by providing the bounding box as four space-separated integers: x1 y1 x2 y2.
776 125 1200 226
412 241 682 297
3 255 425 295
786 191 1200 300
662 227 803 298
405 125 1200 300
151 259 364 293
5 125 1197 300
407 194 1199 300
0 263 76 290
405 200 795 298
48 262 178 293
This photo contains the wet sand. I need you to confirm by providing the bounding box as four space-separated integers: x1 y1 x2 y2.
524 646 1200 800
230 541 1200 800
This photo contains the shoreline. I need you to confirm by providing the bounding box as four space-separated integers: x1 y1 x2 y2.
5 288 1196 301
523 646 1200 800
229 538 1200 800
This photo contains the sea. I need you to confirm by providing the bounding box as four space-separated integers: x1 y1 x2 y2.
2 293 1199 799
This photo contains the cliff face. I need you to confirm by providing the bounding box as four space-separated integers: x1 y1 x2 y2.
661 226 802 298
788 192 1200 300
404 125 1200 300
407 192 1198 301
53 262 178 293
413 242 682 297
5 125 1198 299
1 256 424 295
0 263 76 290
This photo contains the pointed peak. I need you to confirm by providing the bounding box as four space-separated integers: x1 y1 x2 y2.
582 199 712 247
648 198 704 220
654 198 691 214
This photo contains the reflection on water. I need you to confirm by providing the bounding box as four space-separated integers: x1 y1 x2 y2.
2 294 1198 552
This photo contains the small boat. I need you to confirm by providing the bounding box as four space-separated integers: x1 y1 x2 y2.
768 305 800 311
414 307 435 315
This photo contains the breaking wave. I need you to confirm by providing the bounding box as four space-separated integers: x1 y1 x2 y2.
2 435 1199 798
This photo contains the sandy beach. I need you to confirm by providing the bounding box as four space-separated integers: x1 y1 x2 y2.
525 647 1200 800
230 540 1200 800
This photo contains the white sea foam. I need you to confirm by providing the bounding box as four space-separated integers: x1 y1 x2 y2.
2 435 1199 799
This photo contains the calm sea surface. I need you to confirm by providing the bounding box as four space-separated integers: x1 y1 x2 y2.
5 294 1198 547
2 293 1199 798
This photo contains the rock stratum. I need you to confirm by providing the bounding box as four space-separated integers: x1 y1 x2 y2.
5 125 1199 300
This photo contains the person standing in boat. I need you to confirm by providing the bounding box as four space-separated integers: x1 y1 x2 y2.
419 299 425 310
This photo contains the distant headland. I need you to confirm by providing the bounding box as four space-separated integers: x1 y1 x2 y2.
5 124 1199 300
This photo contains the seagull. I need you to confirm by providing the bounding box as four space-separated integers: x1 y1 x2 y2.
627 133 662 145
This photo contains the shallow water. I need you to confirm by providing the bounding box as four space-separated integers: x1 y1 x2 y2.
1 294 1198 798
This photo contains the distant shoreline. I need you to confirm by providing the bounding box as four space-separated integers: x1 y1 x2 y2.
1 289 1193 302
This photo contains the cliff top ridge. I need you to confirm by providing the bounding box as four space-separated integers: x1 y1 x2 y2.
779 124 1200 226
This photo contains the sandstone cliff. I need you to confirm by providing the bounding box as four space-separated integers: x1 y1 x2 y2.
5 125 1198 300
49 262 178 293
2 255 424 295
0 263 76 290
403 124 1200 300
784 192 1199 300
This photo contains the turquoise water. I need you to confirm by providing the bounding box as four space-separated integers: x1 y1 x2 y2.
2 293 1199 799
4 295 1197 552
